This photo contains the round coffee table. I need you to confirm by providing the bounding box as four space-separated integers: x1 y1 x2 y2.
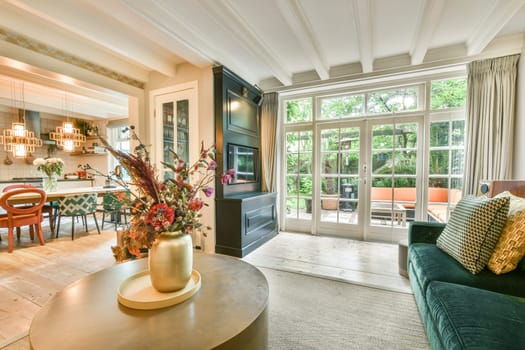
29 253 269 350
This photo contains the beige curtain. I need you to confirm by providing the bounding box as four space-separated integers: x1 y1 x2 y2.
463 54 520 195
260 92 278 192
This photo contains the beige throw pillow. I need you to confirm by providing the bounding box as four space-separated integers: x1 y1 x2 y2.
487 191 525 274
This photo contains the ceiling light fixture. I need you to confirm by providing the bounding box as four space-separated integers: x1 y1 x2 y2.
49 91 86 151
0 82 43 158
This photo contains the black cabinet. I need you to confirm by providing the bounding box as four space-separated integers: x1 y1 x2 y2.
214 66 277 257
216 192 277 257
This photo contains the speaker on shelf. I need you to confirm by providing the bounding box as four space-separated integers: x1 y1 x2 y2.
478 180 491 196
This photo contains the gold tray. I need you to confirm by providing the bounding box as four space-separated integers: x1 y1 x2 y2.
117 270 201 310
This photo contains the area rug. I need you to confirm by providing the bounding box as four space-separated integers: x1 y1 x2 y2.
262 267 429 350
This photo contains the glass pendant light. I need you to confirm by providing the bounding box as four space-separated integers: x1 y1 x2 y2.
0 82 43 158
49 91 86 151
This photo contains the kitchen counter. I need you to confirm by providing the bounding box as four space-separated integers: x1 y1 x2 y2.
0 178 95 191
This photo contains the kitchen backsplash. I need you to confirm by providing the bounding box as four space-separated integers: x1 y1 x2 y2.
1 116 108 185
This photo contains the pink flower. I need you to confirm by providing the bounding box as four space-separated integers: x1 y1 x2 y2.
203 187 214 197
227 168 236 175
208 160 217 170
221 174 231 184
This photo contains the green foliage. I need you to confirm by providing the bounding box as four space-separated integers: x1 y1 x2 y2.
367 87 418 114
320 95 365 119
431 79 467 110
286 98 312 123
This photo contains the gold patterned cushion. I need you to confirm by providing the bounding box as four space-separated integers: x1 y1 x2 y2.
487 191 525 274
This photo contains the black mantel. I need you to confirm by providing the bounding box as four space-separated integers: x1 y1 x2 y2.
213 66 277 257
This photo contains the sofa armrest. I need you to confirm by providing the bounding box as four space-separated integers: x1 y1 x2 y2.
408 221 446 245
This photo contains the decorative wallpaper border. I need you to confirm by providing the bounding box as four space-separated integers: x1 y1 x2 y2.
0 27 145 89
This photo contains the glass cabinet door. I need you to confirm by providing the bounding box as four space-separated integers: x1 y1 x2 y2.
161 100 190 181
154 85 198 182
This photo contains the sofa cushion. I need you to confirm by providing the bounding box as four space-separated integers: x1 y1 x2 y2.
436 195 509 274
426 281 525 350
408 243 525 298
488 191 525 274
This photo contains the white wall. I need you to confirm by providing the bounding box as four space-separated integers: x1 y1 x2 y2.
513 43 525 178
145 64 216 253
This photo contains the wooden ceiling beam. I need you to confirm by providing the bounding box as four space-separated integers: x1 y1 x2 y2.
410 0 446 65
467 0 525 55
276 0 329 80
351 0 373 73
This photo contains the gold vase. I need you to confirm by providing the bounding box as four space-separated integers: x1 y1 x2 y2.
148 231 193 292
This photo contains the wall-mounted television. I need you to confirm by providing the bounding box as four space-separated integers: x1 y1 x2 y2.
227 143 258 184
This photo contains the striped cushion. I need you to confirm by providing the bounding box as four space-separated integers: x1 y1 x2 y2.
436 195 510 274
487 192 525 274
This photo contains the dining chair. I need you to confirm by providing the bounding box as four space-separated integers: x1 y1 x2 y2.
56 193 100 240
100 190 131 230
0 187 46 253
2 184 56 236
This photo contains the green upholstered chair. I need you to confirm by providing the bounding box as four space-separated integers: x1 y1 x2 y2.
56 193 100 240
100 191 131 230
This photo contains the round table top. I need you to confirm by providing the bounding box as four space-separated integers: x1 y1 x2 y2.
29 253 269 350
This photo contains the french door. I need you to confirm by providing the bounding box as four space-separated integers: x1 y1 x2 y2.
284 116 423 243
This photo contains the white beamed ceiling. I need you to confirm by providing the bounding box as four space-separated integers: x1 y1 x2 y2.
1 0 525 118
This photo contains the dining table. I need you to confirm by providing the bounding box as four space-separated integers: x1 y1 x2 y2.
0 186 127 205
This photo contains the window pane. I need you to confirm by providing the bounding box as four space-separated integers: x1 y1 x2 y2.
430 121 449 147
286 198 298 218
393 151 417 175
286 132 299 152
299 131 313 151
299 154 312 174
340 127 360 150
321 129 340 151
287 176 299 195
431 78 467 110
341 152 359 175
429 150 449 175
395 124 417 148
321 153 339 175
286 98 312 123
371 177 392 188
321 176 339 195
367 86 418 114
299 176 312 196
372 125 394 149
287 154 298 174
372 151 393 174
320 95 365 119
451 149 464 175
451 120 465 146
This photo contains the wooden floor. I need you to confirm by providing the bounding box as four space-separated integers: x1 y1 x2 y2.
243 232 411 294
0 219 410 349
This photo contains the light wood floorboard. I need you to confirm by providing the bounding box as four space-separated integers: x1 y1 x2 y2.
243 232 411 294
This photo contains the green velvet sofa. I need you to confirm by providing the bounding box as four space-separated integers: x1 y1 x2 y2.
408 221 525 350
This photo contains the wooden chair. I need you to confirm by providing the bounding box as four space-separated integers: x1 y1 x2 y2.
2 184 56 235
56 193 100 240
0 188 46 253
